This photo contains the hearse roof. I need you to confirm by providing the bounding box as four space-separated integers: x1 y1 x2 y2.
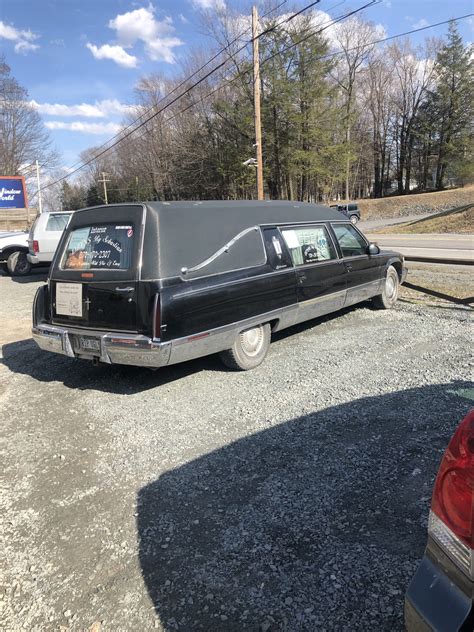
145 199 341 225
71 201 344 279
144 200 344 278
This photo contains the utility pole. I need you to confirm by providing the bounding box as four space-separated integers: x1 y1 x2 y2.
98 172 110 204
252 6 264 201
35 160 43 213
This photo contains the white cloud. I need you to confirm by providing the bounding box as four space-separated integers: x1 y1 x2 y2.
192 0 226 10
0 20 39 54
86 43 138 68
14 40 39 54
413 19 430 29
44 121 122 135
179 14 189 24
146 36 184 63
31 99 132 118
105 5 183 64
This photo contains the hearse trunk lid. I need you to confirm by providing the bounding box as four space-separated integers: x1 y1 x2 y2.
49 205 145 332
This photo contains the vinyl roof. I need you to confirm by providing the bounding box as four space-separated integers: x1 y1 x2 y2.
143 200 344 278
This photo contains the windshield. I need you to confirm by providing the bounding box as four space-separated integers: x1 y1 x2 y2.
60 224 135 270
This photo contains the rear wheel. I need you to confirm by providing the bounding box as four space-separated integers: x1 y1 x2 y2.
219 323 271 370
7 251 31 276
373 265 399 309
349 214 359 224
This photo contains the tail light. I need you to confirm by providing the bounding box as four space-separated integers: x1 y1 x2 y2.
429 410 474 579
33 240 39 254
153 294 161 339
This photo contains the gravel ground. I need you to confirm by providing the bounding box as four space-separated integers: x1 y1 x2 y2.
0 270 472 632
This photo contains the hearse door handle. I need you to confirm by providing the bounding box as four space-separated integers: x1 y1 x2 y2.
345 263 353 272
115 286 134 293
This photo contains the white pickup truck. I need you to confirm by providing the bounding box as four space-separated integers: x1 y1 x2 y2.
0 230 31 275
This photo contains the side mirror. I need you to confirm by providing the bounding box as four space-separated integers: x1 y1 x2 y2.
368 243 380 256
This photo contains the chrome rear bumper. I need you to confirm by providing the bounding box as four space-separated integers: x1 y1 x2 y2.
32 324 172 368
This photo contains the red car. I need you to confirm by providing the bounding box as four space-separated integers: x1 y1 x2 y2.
405 410 474 630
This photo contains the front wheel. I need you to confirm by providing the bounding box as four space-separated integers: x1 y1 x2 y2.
219 323 271 370
7 251 32 276
373 265 399 309
349 214 359 224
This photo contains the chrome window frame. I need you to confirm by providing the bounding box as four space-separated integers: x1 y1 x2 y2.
278 223 340 267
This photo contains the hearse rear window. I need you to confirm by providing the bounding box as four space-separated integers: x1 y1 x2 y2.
61 224 134 270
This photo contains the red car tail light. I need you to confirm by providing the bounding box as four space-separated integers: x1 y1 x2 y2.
33 240 39 254
429 410 474 579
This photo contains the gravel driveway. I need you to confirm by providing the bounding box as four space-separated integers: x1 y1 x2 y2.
0 272 472 632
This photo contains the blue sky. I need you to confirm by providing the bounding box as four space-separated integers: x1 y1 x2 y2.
1 0 473 171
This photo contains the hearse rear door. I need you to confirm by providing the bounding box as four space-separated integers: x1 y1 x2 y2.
280 224 347 322
50 209 143 333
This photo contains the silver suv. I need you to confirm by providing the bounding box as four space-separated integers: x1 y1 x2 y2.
27 211 72 266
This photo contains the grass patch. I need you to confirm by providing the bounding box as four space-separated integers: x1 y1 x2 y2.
374 206 473 234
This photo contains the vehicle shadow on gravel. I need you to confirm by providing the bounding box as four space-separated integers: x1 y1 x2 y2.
0 337 222 394
137 382 472 632
1 305 371 394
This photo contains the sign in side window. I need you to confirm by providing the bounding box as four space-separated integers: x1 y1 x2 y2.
46 214 71 232
281 225 336 266
332 224 367 257
61 224 134 270
262 228 291 269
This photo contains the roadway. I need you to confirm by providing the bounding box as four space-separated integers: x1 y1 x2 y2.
365 233 473 263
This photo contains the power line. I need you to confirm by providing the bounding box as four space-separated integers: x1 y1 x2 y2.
44 8 472 192
59 0 292 175
161 10 474 133
62 0 290 175
42 0 326 191
125 0 377 141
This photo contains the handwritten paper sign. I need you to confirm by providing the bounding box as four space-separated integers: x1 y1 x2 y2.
56 283 83 317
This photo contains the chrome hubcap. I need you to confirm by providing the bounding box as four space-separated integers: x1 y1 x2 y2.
386 274 396 300
240 327 264 357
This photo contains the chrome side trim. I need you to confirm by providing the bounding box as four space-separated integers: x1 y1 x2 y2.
33 278 386 369
167 304 298 366
344 279 382 307
294 289 346 325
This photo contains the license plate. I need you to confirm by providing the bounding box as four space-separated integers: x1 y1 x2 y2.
79 336 100 352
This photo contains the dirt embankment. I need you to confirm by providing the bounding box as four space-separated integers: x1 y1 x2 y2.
357 186 474 220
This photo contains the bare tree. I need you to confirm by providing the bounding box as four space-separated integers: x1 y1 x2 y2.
388 39 436 193
0 56 57 177
332 17 378 200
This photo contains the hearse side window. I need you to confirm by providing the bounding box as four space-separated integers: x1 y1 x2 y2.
184 227 266 278
60 224 134 270
332 224 367 258
281 225 337 266
262 228 292 269
46 213 71 231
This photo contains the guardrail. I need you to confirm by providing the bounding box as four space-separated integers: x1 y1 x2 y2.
404 255 473 266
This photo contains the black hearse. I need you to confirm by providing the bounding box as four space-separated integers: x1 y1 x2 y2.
32 201 406 370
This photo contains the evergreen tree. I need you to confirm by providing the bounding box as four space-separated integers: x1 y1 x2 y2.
430 22 473 189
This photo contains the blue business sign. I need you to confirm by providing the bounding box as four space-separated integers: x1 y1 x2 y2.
0 176 28 209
